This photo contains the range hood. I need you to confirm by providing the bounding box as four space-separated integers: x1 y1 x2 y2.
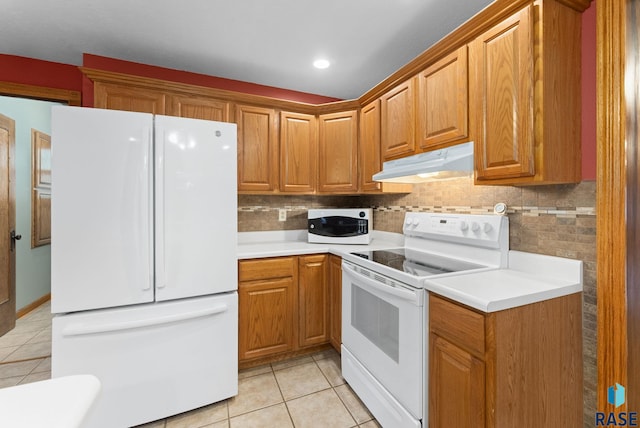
372 141 474 183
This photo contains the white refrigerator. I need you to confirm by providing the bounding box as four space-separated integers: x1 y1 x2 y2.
50 106 238 428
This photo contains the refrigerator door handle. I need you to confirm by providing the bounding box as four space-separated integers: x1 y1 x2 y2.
155 126 166 290
143 126 153 291
61 304 229 337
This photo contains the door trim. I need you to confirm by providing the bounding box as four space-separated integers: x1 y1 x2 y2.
596 0 638 412
0 82 78 331
0 81 80 106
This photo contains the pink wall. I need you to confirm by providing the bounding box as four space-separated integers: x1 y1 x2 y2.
582 2 596 180
0 54 82 92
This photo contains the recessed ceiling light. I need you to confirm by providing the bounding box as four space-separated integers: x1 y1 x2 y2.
313 59 330 69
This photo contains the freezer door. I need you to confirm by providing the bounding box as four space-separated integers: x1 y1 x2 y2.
51 106 154 313
155 116 238 301
51 292 238 428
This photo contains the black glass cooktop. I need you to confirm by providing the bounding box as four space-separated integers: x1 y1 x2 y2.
350 248 485 277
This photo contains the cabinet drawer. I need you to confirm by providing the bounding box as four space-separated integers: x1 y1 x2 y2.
239 257 296 282
430 294 485 357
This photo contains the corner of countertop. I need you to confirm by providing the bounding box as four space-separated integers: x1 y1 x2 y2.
507 250 583 285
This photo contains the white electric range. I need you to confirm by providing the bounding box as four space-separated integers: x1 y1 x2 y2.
340 212 509 428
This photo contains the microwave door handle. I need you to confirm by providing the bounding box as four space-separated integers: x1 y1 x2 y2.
343 263 420 304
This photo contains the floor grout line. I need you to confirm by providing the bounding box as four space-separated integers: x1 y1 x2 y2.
0 355 51 366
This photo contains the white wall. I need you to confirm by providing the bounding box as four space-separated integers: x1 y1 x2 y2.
0 95 61 310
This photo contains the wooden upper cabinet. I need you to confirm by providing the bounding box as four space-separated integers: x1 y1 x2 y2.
168 95 230 121
470 6 534 181
418 46 469 151
359 100 383 192
380 77 416 160
470 1 582 185
236 105 279 193
280 111 317 193
94 82 166 114
318 111 358 193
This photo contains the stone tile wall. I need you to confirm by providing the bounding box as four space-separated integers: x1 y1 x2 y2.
238 177 597 424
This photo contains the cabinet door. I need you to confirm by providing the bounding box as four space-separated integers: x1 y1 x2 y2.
169 95 230 121
298 254 328 348
280 111 317 193
470 5 534 180
94 82 166 114
318 111 358 193
236 105 279 192
328 255 342 352
239 277 297 360
380 77 416 160
429 334 485 428
359 101 382 192
418 46 469 150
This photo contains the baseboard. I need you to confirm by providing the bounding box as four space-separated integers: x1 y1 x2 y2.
17 293 51 318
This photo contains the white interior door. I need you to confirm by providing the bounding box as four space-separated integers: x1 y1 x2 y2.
155 116 237 301
51 106 154 313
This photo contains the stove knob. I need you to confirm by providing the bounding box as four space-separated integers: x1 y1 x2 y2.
460 221 469 231
483 222 493 233
405 218 413 226
471 222 480 232
412 218 420 226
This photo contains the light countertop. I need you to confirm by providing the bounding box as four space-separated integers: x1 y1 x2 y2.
237 229 404 259
424 250 583 312
237 230 583 313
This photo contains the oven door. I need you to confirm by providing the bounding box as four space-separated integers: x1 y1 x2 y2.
341 261 424 423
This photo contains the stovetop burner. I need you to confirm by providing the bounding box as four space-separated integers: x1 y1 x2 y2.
350 248 485 277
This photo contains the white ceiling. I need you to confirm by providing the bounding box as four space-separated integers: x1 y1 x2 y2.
1 0 493 100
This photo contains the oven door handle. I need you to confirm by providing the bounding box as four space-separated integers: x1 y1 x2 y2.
343 262 421 304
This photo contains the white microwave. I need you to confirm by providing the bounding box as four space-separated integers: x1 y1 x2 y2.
307 208 372 244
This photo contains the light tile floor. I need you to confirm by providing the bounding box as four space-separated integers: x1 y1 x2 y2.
0 301 52 388
0 302 380 428
137 351 380 428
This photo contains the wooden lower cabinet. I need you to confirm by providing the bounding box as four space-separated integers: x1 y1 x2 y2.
239 254 337 365
429 293 583 428
430 335 485 427
238 257 297 361
328 255 342 352
298 254 329 347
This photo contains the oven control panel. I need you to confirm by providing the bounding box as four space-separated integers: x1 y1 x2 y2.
403 213 508 249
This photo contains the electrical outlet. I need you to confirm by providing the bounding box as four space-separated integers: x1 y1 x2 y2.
278 209 287 221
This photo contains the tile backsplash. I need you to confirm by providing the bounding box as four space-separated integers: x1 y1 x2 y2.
237 177 597 423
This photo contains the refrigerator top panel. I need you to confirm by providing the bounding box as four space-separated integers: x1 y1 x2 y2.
51 106 154 314
154 115 238 301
